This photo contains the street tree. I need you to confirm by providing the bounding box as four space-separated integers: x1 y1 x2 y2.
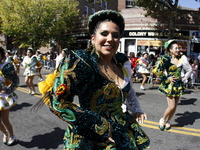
134 0 199 39
0 0 79 50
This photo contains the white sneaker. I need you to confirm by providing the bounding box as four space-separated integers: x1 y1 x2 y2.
159 118 165 131
38 78 43 81
7 135 17 146
140 85 146 90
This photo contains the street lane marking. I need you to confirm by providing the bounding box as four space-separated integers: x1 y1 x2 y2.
144 120 200 132
141 123 200 137
16 87 200 136
17 87 42 98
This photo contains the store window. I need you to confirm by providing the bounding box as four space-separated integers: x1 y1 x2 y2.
149 40 162 53
125 39 136 56
84 6 88 15
91 8 95 14
99 0 102 7
126 0 133 8
104 1 107 9
137 40 149 54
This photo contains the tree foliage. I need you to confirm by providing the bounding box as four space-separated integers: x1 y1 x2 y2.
0 0 79 49
135 0 199 39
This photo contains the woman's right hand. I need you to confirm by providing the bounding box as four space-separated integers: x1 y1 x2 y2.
168 76 177 83
108 137 115 143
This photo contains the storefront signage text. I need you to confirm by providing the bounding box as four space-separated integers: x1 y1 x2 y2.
129 31 168 37
123 30 189 38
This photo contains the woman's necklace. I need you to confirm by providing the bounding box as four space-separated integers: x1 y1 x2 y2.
99 61 120 86
99 61 124 102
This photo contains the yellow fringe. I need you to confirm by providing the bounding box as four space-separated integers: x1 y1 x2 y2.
38 72 56 95
43 97 51 106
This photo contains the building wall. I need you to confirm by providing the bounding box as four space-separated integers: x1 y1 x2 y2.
77 0 118 17
121 8 157 30
73 0 118 49
118 0 138 10
118 0 126 11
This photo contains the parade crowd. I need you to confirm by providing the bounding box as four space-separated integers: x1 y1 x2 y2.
129 51 200 90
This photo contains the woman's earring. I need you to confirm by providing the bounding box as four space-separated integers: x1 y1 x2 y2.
91 44 96 53
92 44 95 49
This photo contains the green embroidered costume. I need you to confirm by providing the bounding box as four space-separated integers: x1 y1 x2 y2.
0 62 19 110
153 55 192 97
40 49 150 150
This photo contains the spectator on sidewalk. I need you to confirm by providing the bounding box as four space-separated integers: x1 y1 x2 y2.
191 59 199 86
55 48 67 69
35 50 43 81
13 51 20 75
129 52 138 78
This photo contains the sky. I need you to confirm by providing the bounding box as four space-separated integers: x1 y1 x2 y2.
178 0 200 9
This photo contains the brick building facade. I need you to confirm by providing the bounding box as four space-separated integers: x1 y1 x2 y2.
72 0 118 49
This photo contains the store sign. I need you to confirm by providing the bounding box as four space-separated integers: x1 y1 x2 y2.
138 40 164 46
137 40 149 46
123 30 189 38
149 40 163 46
129 31 163 37
177 41 187 48
137 40 187 49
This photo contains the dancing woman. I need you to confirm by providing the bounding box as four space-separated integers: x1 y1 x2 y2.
34 10 150 149
22 48 39 95
0 47 19 146
153 40 192 130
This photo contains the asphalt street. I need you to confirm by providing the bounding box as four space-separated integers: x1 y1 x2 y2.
0 68 200 150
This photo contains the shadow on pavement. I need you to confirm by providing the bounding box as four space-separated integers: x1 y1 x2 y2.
18 127 65 149
18 85 27 88
10 102 32 111
178 98 197 106
148 86 159 90
173 111 200 127
18 84 38 88
136 92 145 97
184 90 195 94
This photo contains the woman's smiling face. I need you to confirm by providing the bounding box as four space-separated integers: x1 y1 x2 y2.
170 43 180 56
91 21 120 58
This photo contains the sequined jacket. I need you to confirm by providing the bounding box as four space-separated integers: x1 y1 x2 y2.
43 49 149 149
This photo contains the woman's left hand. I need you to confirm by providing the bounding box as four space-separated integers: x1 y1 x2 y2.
133 112 147 123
